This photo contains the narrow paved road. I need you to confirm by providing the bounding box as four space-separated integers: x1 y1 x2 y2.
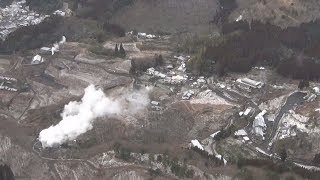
263 91 306 148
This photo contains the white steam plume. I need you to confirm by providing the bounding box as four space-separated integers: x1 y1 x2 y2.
39 84 150 148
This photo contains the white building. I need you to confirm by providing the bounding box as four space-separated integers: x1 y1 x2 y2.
59 36 66 44
182 90 195 100
32 54 43 64
236 78 264 88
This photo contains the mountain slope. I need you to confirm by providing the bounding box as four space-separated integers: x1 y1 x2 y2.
110 0 219 34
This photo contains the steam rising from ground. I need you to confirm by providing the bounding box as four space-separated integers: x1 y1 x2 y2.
39 85 151 148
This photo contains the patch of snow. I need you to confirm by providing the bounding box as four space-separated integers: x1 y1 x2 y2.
191 139 204 151
210 131 221 138
235 15 243 22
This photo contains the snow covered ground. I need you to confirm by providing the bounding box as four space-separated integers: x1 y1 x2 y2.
191 90 234 106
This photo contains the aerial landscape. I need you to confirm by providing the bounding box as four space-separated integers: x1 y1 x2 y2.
1 0 320 179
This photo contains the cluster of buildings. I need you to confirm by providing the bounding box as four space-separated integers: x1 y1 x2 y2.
137 32 158 39
0 0 70 40
145 55 190 86
0 0 47 39
125 31 160 39
252 110 267 139
145 55 209 100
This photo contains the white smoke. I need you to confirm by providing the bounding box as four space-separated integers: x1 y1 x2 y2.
39 84 150 148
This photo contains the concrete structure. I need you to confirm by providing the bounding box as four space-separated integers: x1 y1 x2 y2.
243 107 252 116
252 110 267 138
234 129 247 136
182 90 194 100
59 36 66 44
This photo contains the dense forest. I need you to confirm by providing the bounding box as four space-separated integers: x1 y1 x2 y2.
188 19 320 80
0 164 14 180
26 0 135 19
26 0 63 14
0 15 126 53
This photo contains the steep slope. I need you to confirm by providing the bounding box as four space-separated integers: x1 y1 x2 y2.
110 0 219 34
230 0 320 28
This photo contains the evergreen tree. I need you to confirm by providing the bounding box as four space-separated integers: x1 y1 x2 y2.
119 43 126 58
129 60 136 74
280 148 287 162
115 44 119 56
155 54 164 66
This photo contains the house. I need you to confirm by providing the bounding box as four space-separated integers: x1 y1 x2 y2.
40 47 51 51
182 90 195 100
151 101 160 106
234 129 247 136
32 54 43 64
234 129 250 142
243 107 252 116
197 76 206 84
236 78 263 88
313 87 320 95
59 36 66 44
